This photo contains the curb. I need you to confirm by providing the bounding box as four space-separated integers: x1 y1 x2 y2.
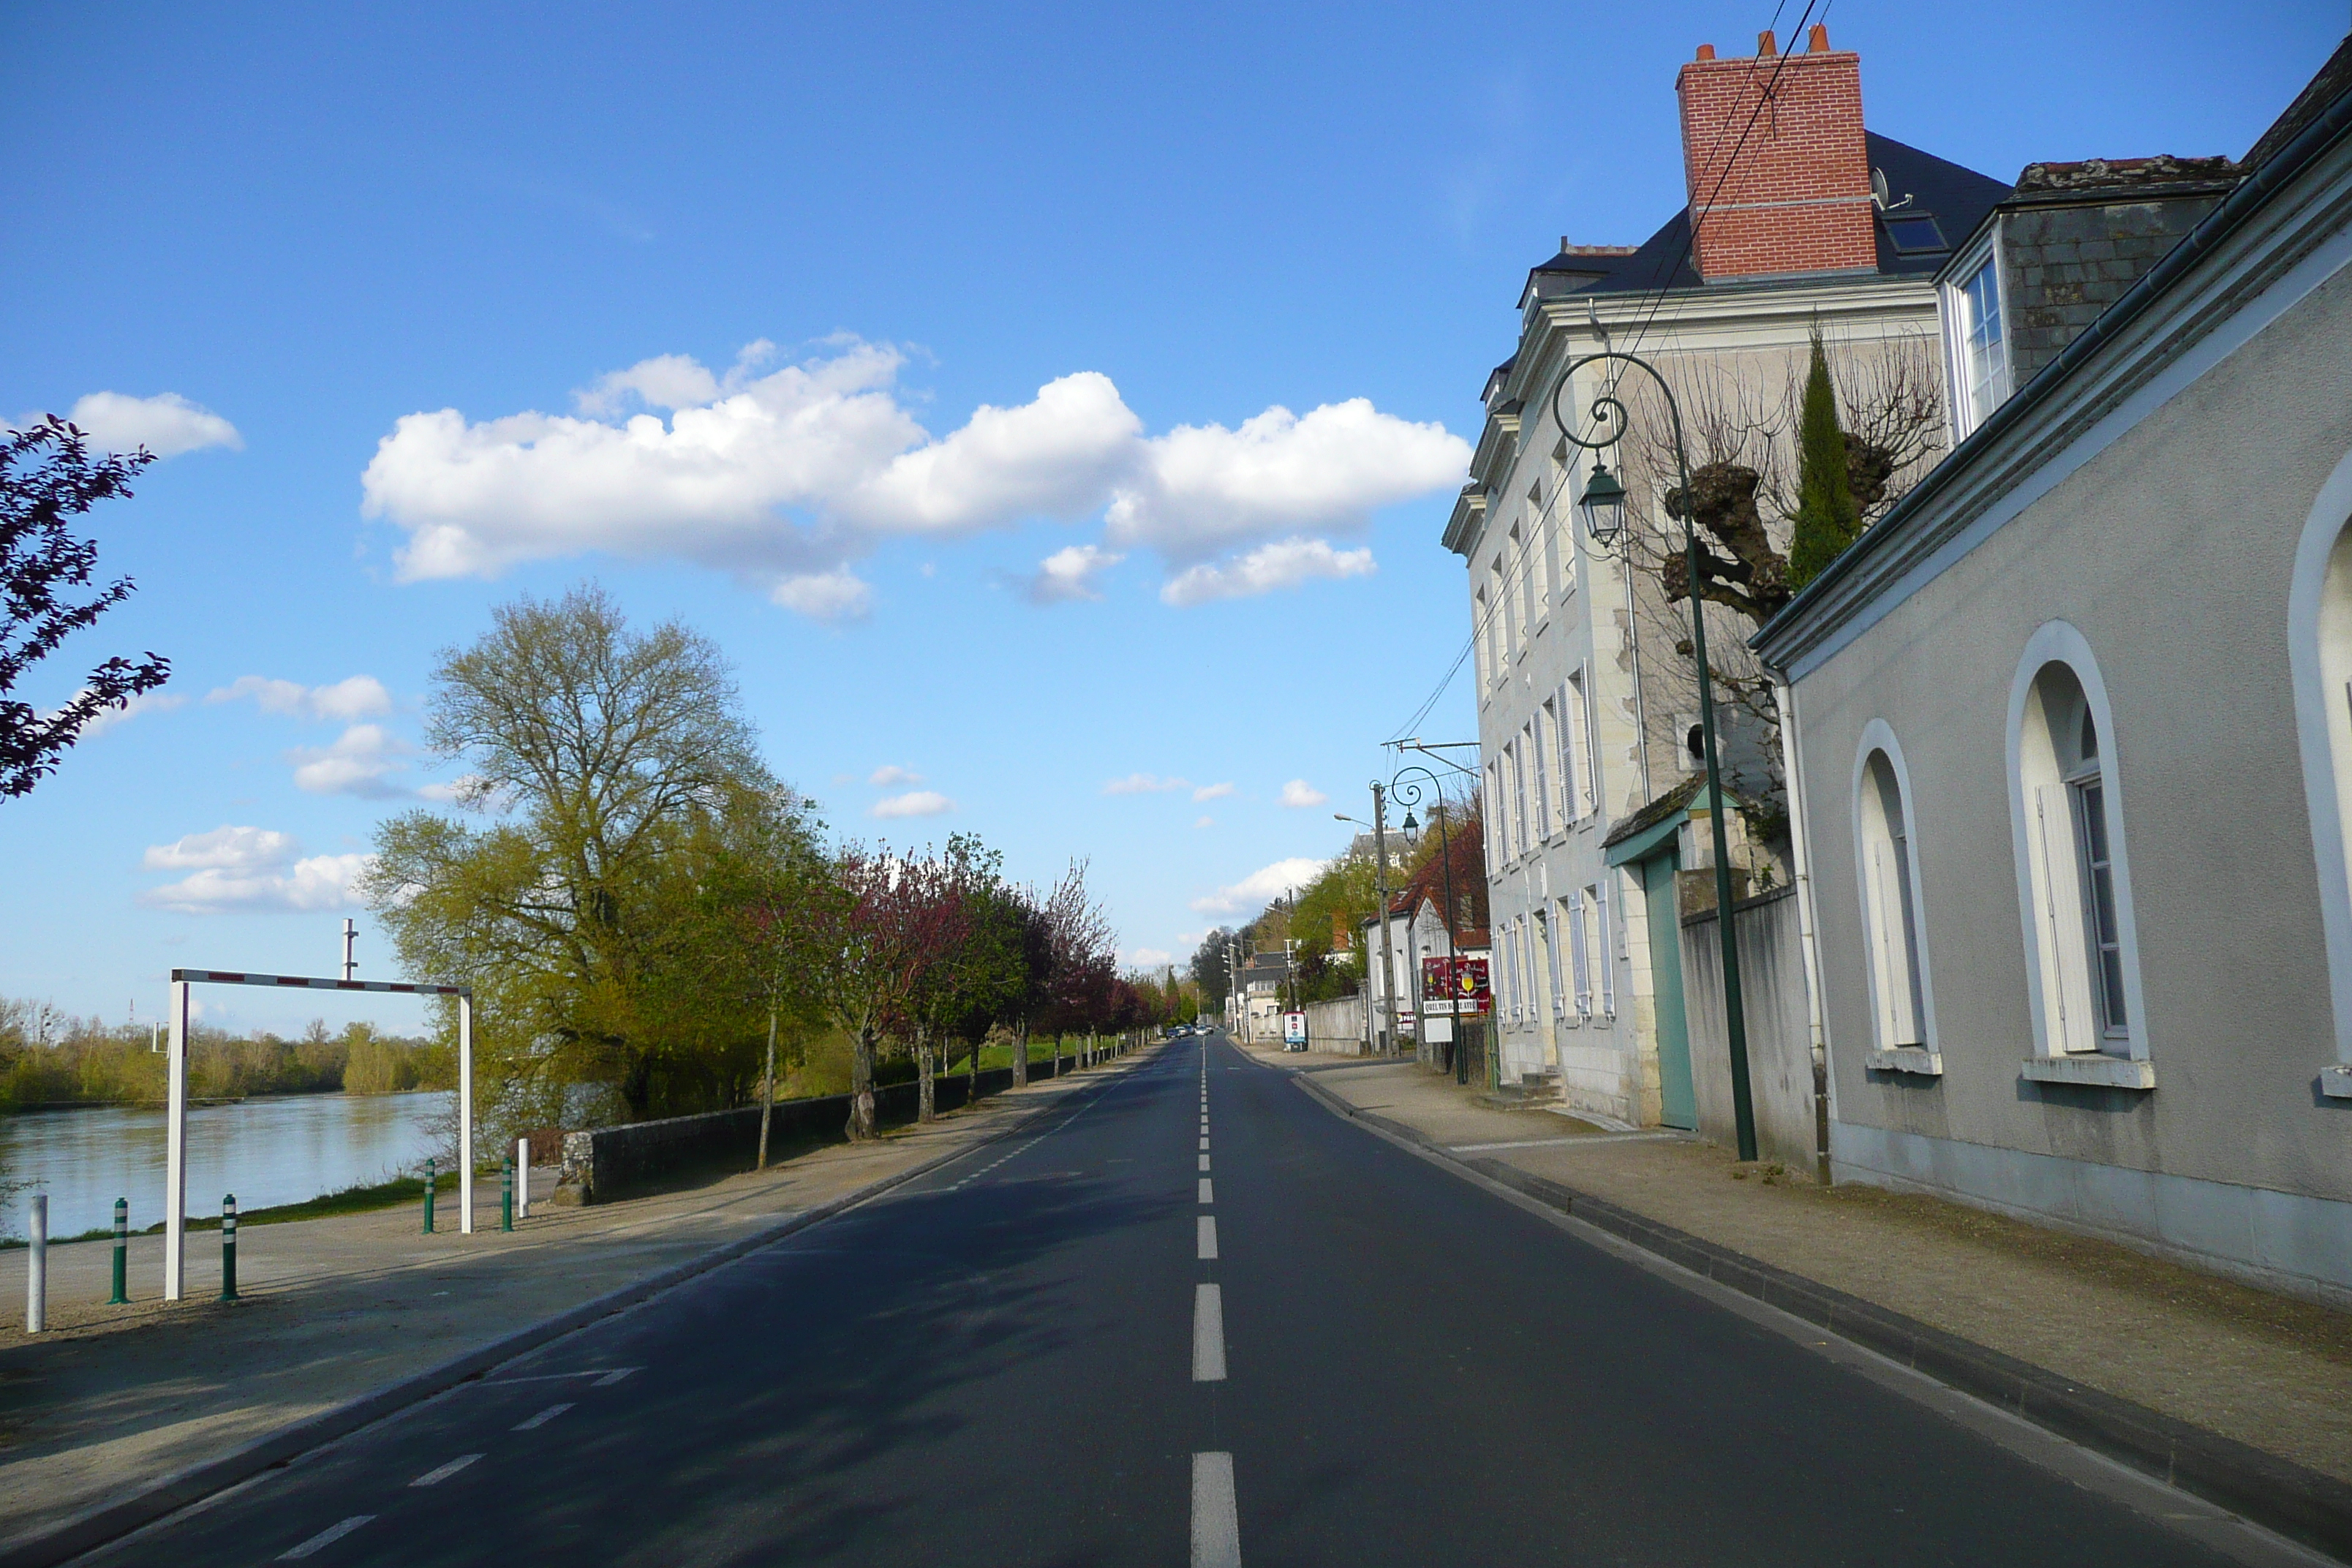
0 1071 1118 1568
1289 1071 2352 1564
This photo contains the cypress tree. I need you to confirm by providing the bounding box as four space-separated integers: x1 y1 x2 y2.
1785 333 1862 588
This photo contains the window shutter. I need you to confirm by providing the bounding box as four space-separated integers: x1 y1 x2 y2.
1595 878 1615 1016
1545 908 1566 1015
1568 892 1591 1015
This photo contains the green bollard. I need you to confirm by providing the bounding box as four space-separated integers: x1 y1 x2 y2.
423 1157 437 1235
218 1194 238 1303
501 1157 514 1232
108 1198 128 1305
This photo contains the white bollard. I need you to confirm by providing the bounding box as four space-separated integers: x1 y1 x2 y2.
516 1137 530 1220
26 1195 47 1333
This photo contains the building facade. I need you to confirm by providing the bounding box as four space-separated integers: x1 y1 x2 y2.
1444 26 2005 1125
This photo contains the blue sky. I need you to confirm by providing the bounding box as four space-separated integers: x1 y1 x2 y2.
3 1 2340 1033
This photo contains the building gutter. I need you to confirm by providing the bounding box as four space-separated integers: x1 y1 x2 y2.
1752 76 2352 663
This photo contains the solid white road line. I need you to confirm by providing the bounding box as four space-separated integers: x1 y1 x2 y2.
1199 1154 1211 1172
278 1516 375 1559
410 1454 483 1487
512 1402 574 1431
592 1366 638 1387
1198 1177 1213 1204
1192 1283 1227 1380
1191 1452 1242 1568
1198 1214 1218 1259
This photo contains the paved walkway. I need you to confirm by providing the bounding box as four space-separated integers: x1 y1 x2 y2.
1249 1046 2352 1486
0 1060 1132 1552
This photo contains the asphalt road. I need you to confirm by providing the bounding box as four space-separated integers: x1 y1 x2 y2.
83 1033 2304 1567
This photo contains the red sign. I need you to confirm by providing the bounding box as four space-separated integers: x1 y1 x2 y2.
1419 955 1491 1016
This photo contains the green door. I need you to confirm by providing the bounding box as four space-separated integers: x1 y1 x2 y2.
1641 851 1697 1131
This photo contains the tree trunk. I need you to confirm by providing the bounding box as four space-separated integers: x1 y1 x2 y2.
1012 1021 1028 1087
968 1034 979 1096
849 1022 878 1140
917 1026 936 1123
757 1006 777 1170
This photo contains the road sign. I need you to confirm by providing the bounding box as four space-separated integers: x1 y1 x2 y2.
1282 1011 1308 1047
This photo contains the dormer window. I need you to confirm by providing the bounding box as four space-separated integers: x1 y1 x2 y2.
1942 236 2013 442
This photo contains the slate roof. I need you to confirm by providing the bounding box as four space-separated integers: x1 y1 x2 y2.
1527 132 2011 298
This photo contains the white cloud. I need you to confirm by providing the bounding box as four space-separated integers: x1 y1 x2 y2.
1190 856 1330 916
208 674 393 722
76 689 186 739
138 825 368 913
1192 782 1235 802
1279 779 1329 808
1022 543 1123 605
1104 772 1190 796
143 825 299 873
65 392 243 458
289 725 411 797
1108 399 1467 563
1161 538 1376 607
417 774 485 804
1124 947 1173 968
872 789 954 819
359 339 1463 613
1194 815 1215 829
770 569 872 621
869 764 924 787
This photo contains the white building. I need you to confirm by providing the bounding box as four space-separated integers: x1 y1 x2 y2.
1443 26 2008 1125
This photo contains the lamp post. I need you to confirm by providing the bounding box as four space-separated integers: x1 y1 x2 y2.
1387 763 1469 1084
1552 350 1759 1161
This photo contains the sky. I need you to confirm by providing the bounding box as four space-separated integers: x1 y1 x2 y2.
3 0 2341 1034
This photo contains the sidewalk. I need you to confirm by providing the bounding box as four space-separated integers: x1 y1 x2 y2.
0 1058 1137 1556
1252 1049 2352 1491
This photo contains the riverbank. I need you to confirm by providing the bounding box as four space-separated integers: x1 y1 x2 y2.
0 1047 1150 1562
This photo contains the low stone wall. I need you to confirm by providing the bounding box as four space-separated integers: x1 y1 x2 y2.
554 1056 1068 1205
1678 886 1822 1170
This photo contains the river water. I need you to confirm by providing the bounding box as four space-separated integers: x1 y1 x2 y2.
0 1092 455 1240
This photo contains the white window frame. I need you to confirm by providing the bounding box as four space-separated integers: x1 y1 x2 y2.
1511 734 1530 859
1473 589 1492 689
1940 225 2012 444
1533 702 1555 837
1542 904 1567 1019
1593 877 1615 1017
2006 625 2149 1065
1566 891 1591 1017
1560 668 1597 820
1852 721 1937 1060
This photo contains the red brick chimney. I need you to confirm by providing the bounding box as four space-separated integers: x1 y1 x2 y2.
1676 24 1874 281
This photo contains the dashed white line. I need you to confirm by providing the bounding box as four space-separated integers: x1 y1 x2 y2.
1197 1215 1218 1259
1192 1283 1227 1380
1191 1452 1242 1567
279 1516 375 1558
1199 1154 1211 1172
512 1402 574 1431
1198 1177 1213 1204
410 1454 483 1488
1199 1136 1210 1150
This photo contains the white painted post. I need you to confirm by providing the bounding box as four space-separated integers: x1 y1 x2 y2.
458 994 474 1235
26 1195 46 1333
164 979 189 1301
515 1136 529 1219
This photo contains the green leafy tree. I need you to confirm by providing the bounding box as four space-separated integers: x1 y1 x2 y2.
365 584 784 1133
1784 333 1863 589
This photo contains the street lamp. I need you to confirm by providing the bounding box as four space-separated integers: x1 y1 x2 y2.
1389 762 1476 1085
1551 350 1760 1161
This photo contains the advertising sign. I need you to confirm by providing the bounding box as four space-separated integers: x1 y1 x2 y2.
1281 1011 1308 1048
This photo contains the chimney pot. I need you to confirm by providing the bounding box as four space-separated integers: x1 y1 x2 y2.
1695 42 1716 61
1757 29 1777 56
1808 23 1831 52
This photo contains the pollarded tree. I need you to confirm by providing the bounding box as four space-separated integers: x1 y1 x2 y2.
804 844 968 1140
1 419 169 798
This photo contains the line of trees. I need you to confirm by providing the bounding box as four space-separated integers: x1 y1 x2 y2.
363 585 1174 1154
0 1003 448 1105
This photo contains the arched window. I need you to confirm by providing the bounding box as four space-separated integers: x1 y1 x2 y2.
1856 745 1928 1052
2008 626 2145 1064
2288 454 2352 1088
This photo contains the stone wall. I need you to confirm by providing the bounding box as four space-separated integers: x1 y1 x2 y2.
1303 994 1368 1053
1678 886 1822 1169
553 1057 1066 1205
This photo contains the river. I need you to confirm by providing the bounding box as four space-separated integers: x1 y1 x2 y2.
0 1091 456 1240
